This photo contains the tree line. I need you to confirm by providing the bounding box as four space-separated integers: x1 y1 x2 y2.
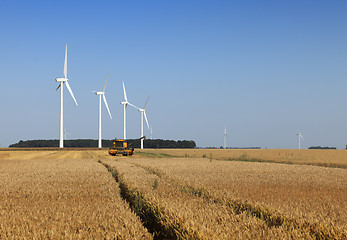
9 139 196 149
308 146 336 150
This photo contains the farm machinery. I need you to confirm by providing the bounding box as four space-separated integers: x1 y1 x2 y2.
108 136 145 156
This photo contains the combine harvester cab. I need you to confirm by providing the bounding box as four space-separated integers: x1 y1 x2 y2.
108 137 145 156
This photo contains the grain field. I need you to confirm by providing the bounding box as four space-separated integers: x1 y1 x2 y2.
0 150 151 239
1 149 346 239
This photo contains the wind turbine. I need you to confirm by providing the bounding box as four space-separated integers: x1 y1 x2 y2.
150 126 153 140
64 128 71 140
94 73 112 148
224 125 227 149
120 81 137 139
297 133 304 149
135 96 150 149
55 44 78 148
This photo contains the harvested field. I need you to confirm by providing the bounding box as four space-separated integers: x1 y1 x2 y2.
0 149 346 239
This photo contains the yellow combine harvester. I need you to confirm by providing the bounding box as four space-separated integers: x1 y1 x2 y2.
108 137 145 156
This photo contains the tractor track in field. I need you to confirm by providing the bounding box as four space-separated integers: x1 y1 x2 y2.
86 152 191 239
134 163 344 240
86 151 344 240
98 160 195 240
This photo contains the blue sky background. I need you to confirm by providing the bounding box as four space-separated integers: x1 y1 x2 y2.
1 0 347 148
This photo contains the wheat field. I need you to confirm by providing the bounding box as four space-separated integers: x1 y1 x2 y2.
0 149 346 239
137 148 347 168
0 150 151 239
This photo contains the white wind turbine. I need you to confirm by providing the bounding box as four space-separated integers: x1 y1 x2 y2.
120 81 137 139
224 125 227 149
297 133 304 149
64 128 71 140
94 73 112 148
55 44 78 148
135 96 150 149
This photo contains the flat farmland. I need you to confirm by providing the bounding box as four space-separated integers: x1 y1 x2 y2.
0 149 346 239
137 148 347 168
0 150 151 239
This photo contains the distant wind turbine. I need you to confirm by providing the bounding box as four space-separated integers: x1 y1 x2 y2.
150 126 153 140
297 133 304 149
94 73 112 148
120 81 137 139
224 125 227 149
55 44 78 148
64 128 71 140
134 96 150 149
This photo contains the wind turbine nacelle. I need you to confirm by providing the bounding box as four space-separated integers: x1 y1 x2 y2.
96 91 104 95
56 78 67 82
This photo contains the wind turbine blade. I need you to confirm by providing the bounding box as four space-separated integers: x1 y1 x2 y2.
122 81 128 102
128 102 139 110
65 81 78 106
103 72 110 92
64 44 68 79
300 135 304 141
144 95 150 109
144 111 150 129
103 94 112 119
56 84 61 91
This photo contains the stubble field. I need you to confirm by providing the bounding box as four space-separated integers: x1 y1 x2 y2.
0 149 346 239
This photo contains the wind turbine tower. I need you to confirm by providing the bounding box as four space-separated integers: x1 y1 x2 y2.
94 73 112 148
120 81 137 139
297 133 304 149
55 44 78 148
150 126 153 140
136 96 150 149
224 125 227 149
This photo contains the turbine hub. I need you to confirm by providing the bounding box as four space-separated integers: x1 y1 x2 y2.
56 78 67 82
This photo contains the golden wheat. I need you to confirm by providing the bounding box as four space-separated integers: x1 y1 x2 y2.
102 157 316 239
0 151 152 239
137 148 347 168
117 154 347 239
2 149 345 239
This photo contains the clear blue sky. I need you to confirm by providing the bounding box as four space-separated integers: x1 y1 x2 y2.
1 0 347 148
